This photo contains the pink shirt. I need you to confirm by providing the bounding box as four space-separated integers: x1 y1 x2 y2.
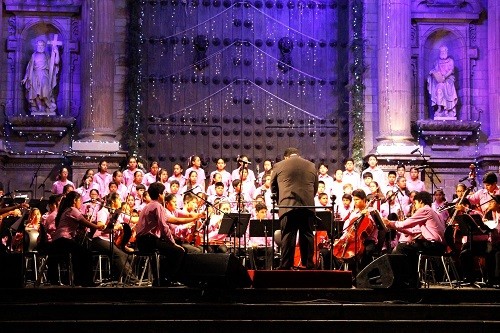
52 207 87 241
168 174 186 189
210 170 232 188
392 205 445 243
406 179 426 193
42 210 57 243
468 188 500 213
143 172 157 188
136 201 175 243
93 172 112 198
76 183 99 203
185 167 206 189
122 168 139 187
51 180 74 194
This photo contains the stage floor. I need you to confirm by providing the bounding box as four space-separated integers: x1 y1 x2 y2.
1 281 499 333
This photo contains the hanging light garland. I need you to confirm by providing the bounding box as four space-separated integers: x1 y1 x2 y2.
124 0 145 156
350 0 366 169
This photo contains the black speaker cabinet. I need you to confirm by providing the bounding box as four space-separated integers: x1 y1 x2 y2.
356 254 415 289
178 253 252 289
0 253 24 288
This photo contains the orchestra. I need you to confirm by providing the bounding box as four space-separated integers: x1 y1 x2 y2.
1 156 499 289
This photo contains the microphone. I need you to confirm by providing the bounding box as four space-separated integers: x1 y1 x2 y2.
414 165 429 170
237 158 251 164
458 175 469 182
410 148 420 154
40 149 56 155
183 185 200 194
330 194 337 203
83 198 103 204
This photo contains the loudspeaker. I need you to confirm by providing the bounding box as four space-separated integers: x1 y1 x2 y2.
0 253 24 288
356 254 415 289
178 253 252 288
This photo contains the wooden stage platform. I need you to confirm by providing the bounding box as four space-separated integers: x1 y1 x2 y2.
0 269 499 333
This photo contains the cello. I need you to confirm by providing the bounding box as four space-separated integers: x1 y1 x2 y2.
444 164 477 253
332 198 376 260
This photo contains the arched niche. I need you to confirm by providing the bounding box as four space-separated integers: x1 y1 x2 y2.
20 22 65 115
422 28 464 120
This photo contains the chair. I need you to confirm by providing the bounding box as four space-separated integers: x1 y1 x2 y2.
92 253 111 283
129 250 161 286
23 228 41 285
418 251 461 288
35 252 74 287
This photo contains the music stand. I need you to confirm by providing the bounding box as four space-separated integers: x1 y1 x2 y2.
219 213 251 253
248 219 280 238
249 219 279 269
455 214 492 252
315 211 333 235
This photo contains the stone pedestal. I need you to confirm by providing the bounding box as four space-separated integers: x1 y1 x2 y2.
9 116 75 148
416 120 480 151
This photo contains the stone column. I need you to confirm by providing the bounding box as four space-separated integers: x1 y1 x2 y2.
487 0 500 149
0 6 4 152
376 0 416 154
78 0 116 141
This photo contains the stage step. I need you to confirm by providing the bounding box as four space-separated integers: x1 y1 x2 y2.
0 287 499 332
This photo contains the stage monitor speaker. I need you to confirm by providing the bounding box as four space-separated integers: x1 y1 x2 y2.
178 253 252 289
0 253 24 288
356 254 415 289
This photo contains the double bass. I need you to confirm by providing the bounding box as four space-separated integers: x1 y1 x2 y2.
332 199 376 260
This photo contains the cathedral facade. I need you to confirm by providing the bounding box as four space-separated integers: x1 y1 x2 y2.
0 0 497 197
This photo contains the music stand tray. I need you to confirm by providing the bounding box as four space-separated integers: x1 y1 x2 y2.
249 219 280 238
315 211 334 234
218 213 251 238
456 214 493 235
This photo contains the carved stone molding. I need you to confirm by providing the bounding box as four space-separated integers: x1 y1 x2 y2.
416 120 480 151
9 116 75 147
4 0 82 13
412 0 482 19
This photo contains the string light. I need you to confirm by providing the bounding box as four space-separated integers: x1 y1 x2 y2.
383 0 394 145
89 0 96 138
130 0 342 163
350 0 366 169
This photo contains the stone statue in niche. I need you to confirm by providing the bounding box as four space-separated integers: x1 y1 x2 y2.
21 35 62 115
427 45 458 119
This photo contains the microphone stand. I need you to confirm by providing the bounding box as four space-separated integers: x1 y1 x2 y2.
329 195 337 270
190 194 223 253
414 149 441 194
30 151 47 198
236 161 250 261
270 193 277 270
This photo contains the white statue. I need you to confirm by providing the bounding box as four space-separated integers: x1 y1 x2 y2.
427 45 458 119
21 35 62 115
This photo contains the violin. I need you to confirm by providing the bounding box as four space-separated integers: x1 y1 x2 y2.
332 198 376 260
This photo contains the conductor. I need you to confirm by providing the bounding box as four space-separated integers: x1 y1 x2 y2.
271 147 318 269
